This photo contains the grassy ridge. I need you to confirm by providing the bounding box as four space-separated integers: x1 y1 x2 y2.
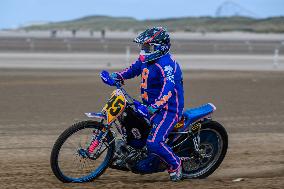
24 16 284 33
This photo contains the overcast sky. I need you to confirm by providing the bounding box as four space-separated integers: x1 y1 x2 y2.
0 0 283 29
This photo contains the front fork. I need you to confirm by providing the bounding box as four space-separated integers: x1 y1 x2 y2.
88 127 108 154
79 123 112 160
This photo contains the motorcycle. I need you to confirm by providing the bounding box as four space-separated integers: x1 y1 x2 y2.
50 70 228 183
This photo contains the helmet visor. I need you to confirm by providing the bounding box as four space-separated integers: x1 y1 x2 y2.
140 43 155 54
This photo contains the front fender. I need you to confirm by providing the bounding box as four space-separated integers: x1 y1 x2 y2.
85 112 106 119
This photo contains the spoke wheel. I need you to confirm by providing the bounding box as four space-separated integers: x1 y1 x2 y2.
50 121 115 183
180 121 228 179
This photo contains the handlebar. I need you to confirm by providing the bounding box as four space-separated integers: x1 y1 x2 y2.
100 70 151 121
100 70 135 103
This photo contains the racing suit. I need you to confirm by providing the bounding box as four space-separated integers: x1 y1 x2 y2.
117 53 184 172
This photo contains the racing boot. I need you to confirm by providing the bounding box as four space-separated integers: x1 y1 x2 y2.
169 165 183 182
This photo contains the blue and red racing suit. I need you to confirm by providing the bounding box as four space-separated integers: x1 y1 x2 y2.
117 53 184 172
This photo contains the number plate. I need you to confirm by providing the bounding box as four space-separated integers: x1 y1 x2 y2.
102 89 126 124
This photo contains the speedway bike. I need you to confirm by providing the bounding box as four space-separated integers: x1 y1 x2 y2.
50 70 228 182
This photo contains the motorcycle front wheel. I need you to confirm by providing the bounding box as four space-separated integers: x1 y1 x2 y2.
50 120 115 183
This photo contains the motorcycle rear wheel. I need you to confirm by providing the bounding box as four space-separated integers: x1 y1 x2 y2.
181 120 228 179
50 120 115 183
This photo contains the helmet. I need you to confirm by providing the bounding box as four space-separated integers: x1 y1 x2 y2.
134 27 170 63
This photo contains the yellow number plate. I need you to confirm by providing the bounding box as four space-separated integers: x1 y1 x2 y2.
102 89 126 124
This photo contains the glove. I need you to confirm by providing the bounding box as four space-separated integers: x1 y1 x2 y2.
110 73 124 84
148 106 158 115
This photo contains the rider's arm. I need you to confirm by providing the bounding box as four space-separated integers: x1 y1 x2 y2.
116 59 142 80
151 63 176 110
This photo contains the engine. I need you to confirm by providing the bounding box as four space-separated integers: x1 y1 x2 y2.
118 106 150 149
111 106 167 174
111 139 148 171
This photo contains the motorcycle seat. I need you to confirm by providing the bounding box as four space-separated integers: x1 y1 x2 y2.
183 103 216 126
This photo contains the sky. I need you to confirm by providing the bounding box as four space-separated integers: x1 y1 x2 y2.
0 0 284 29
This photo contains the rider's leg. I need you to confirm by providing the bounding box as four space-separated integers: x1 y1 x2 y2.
146 110 181 172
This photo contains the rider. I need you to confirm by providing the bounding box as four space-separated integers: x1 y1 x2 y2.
110 27 184 181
